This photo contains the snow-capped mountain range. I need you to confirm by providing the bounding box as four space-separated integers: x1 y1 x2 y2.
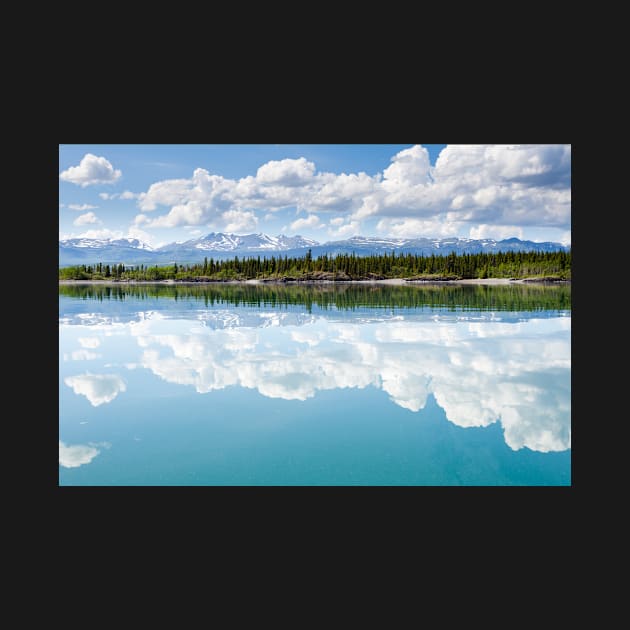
63 237 155 251
59 232 569 266
157 233 318 255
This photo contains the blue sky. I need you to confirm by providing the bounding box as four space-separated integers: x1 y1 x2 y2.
59 144 571 247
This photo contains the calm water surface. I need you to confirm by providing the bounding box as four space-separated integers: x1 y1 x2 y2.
59 283 571 485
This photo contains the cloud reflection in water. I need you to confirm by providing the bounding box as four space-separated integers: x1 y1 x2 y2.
64 373 127 406
115 310 571 453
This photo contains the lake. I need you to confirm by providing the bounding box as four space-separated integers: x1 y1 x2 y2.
59 282 571 485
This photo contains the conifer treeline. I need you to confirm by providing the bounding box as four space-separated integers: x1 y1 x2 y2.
59 249 571 281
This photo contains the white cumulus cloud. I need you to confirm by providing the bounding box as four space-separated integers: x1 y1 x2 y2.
99 191 142 201
469 224 524 240
327 220 361 239
68 203 98 211
256 157 315 186
222 209 258 233
64 373 126 406
309 172 378 214
383 144 432 188
60 154 122 187
290 215 321 232
376 217 461 239
59 441 101 468
128 145 570 239
73 211 101 226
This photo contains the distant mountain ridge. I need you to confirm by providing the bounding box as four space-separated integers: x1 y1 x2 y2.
157 233 318 256
59 232 570 266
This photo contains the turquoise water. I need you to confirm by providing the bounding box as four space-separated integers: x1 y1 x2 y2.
59 283 571 485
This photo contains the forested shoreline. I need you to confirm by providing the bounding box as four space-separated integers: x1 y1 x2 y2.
59 249 571 282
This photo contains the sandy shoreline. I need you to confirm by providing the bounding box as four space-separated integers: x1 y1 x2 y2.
59 277 566 286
